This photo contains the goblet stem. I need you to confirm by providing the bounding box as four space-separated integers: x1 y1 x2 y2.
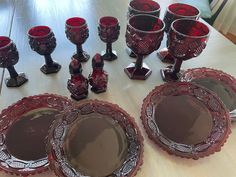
106 42 112 56
172 59 183 75
135 55 143 69
44 55 54 66
76 45 83 58
7 66 18 78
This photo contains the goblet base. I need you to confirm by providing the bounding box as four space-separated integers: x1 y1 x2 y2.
124 62 152 80
157 48 175 64
5 73 28 87
70 92 88 101
72 51 90 62
101 50 117 61
160 66 184 82
40 61 61 74
126 48 136 58
91 87 106 94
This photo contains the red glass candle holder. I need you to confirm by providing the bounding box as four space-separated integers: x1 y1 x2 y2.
67 59 89 100
28 26 61 74
98 16 120 61
0 36 28 87
89 53 108 93
127 0 161 58
65 17 90 62
161 19 210 82
124 14 164 80
157 3 200 63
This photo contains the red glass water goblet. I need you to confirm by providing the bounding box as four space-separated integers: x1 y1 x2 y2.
0 36 28 87
127 0 161 58
158 3 200 63
65 17 90 62
125 14 164 80
28 26 61 74
161 19 210 82
98 16 120 61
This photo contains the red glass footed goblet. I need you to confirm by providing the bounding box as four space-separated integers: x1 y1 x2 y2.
127 0 161 58
0 36 28 87
161 19 210 82
125 14 164 80
98 16 120 61
158 3 200 63
65 17 90 62
28 26 61 74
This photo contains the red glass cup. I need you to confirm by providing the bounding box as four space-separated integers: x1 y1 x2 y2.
98 16 120 61
161 19 210 82
127 0 161 58
125 14 164 80
157 3 200 63
28 26 61 74
65 17 90 62
0 36 28 87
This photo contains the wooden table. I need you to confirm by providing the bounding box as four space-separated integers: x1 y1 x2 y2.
0 0 236 177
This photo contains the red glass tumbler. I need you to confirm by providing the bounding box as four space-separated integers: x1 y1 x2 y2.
98 16 120 61
125 14 164 80
65 17 90 62
28 26 61 74
158 3 200 63
0 36 28 87
161 19 210 82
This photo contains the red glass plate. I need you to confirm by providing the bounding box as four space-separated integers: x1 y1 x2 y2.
141 82 231 159
47 100 144 177
181 68 236 120
0 94 73 176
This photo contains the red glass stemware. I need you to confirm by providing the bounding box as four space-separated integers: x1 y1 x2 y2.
125 14 164 80
127 0 161 58
65 17 90 62
161 19 210 82
28 26 61 74
98 16 120 61
0 36 28 87
157 3 200 63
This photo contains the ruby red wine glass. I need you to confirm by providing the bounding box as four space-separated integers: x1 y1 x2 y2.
98 16 120 61
125 14 164 80
65 17 90 62
127 0 161 58
0 36 28 87
28 26 61 74
161 19 210 82
158 3 200 63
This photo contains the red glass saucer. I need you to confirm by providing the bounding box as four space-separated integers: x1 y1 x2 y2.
181 68 236 120
47 100 144 177
0 94 73 176
141 82 231 159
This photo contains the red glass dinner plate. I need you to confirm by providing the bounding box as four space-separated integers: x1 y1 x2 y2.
181 68 236 120
141 82 231 159
47 100 144 177
0 94 73 176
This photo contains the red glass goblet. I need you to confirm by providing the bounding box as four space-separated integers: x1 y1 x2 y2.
28 26 61 74
125 14 164 80
158 3 200 63
161 19 210 82
127 0 161 58
65 17 90 62
98 16 120 61
0 36 28 87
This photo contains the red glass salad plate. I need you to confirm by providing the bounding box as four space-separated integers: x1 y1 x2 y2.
0 94 73 176
181 67 236 121
141 82 231 159
47 100 144 177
